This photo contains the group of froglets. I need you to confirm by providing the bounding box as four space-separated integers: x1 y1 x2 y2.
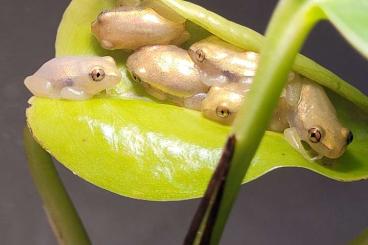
25 0 353 161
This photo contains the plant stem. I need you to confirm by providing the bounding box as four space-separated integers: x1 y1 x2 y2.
24 127 91 245
350 229 368 245
209 0 324 244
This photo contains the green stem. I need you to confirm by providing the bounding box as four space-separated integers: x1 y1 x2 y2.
24 127 91 245
350 229 368 245
210 0 324 244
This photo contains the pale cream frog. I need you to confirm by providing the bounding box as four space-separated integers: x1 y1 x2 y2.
126 45 209 110
24 56 121 100
91 5 189 50
188 36 258 87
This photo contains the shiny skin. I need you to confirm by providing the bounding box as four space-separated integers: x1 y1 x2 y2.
126 45 208 101
24 56 121 100
188 36 258 86
91 6 189 50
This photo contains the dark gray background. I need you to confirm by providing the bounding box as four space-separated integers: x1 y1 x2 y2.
1 0 368 244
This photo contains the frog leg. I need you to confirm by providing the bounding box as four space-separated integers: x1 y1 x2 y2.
171 31 190 46
199 69 229 87
25 76 60 98
284 127 322 161
143 85 167 101
184 93 207 111
285 77 303 107
60 87 91 100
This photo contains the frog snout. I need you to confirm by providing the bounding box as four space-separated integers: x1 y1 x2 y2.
341 128 353 145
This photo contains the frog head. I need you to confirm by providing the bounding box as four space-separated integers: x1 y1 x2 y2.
201 84 248 125
77 56 122 95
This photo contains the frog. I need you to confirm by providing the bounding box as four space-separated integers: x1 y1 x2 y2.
188 36 258 87
91 5 190 50
283 78 353 160
126 45 209 110
24 56 121 100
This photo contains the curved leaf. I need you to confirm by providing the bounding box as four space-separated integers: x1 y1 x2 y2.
26 0 368 201
318 0 368 59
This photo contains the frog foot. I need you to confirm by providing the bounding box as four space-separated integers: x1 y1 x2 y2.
184 93 207 111
60 87 91 100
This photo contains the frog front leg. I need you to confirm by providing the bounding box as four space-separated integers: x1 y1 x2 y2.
184 93 207 111
60 87 91 100
284 127 322 161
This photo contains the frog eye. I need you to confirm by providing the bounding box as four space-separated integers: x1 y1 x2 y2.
195 49 206 63
216 106 231 118
130 72 142 83
90 68 105 82
308 127 323 143
346 130 353 145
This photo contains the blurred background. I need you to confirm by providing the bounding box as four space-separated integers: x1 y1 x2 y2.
1 0 368 244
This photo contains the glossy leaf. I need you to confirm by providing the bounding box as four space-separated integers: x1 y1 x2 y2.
26 0 368 201
318 0 368 59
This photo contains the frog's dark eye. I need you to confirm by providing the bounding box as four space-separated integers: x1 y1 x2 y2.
308 127 322 143
90 68 105 82
216 106 231 118
346 130 353 145
195 49 206 63
130 72 142 83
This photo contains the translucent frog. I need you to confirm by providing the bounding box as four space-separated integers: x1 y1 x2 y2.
189 37 353 159
91 5 189 50
24 56 121 100
188 36 258 87
126 45 209 110
284 78 353 160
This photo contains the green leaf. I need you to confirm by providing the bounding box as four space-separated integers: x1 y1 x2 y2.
26 0 368 201
318 0 368 59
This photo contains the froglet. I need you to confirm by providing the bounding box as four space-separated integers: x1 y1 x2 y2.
284 78 353 160
24 56 121 100
91 6 190 50
126 45 208 110
188 36 258 87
